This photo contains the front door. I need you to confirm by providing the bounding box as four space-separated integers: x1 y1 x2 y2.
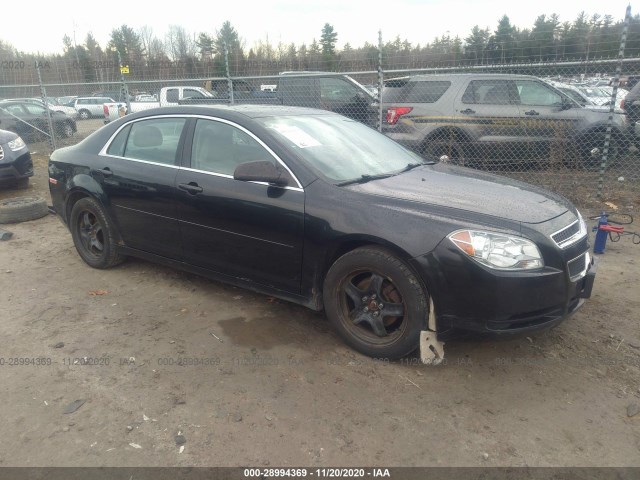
174 118 305 293
455 79 528 162
513 78 578 161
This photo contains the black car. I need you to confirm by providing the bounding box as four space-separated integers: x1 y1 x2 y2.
0 100 77 142
48 105 595 359
622 81 640 140
0 129 33 187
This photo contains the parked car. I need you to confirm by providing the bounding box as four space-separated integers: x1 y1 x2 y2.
545 82 596 107
74 97 118 119
382 74 631 166
49 105 595 359
134 94 157 102
0 128 32 188
598 86 627 108
92 91 132 103
621 80 640 140
5 97 79 118
0 100 77 141
58 96 78 107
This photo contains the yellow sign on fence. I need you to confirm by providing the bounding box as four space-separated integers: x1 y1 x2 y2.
120 66 129 74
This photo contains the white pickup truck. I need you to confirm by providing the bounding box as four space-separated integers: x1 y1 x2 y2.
103 86 215 123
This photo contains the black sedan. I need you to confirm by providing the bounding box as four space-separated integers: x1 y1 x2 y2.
0 129 32 187
0 101 77 142
48 105 595 359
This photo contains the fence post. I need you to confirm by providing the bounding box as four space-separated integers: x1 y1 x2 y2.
377 30 384 133
117 51 131 114
36 61 56 153
597 5 631 198
224 42 234 105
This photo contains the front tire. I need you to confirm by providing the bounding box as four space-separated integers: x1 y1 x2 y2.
581 133 622 169
70 197 124 269
323 246 429 359
78 109 90 120
61 122 74 138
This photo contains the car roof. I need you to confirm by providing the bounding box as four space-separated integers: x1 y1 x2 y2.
387 73 540 82
124 104 337 120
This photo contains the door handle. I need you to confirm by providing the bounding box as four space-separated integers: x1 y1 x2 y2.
92 167 113 177
524 110 539 116
460 108 475 114
178 182 203 194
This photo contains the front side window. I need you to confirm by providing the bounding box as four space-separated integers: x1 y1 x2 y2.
119 118 186 164
183 89 207 99
190 119 274 176
320 78 359 102
23 104 47 115
516 80 562 106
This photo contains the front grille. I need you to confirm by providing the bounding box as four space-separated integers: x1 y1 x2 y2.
552 220 581 247
567 252 588 281
0 145 4 161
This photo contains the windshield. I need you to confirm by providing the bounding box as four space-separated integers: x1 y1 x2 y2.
258 115 427 183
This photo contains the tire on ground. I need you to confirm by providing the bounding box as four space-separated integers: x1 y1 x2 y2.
69 197 124 269
0 196 48 224
323 246 429 359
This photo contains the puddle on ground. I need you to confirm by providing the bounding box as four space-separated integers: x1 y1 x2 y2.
218 311 326 349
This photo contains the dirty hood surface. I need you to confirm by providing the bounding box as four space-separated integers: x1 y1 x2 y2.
348 163 572 224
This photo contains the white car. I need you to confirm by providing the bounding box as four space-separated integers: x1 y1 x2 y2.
74 97 117 119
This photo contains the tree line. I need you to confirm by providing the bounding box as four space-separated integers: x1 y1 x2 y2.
1 12 640 87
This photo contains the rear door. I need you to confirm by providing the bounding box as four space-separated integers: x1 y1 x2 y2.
96 116 187 259
174 117 305 292
455 79 527 161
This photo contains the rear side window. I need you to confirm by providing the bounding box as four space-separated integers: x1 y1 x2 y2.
119 118 186 165
106 124 132 157
383 80 450 103
462 80 518 105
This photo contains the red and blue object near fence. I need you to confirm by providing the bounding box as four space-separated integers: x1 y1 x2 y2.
591 212 638 254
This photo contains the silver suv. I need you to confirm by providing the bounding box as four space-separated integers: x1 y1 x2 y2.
382 73 632 166
74 97 115 120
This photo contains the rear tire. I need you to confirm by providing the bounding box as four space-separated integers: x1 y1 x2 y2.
421 130 468 166
323 246 429 359
70 197 124 269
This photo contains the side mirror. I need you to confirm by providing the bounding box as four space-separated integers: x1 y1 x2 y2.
234 161 288 186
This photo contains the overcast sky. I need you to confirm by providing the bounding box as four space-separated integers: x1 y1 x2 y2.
2 0 633 55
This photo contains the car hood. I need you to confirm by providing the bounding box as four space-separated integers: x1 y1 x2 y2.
0 129 18 144
348 163 572 224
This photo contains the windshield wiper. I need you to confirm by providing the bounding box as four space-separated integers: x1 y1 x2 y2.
337 162 429 187
400 162 427 172
336 173 395 186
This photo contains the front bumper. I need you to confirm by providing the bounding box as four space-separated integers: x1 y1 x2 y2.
0 150 33 182
411 242 596 340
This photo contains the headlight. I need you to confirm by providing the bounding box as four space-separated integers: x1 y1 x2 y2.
448 230 544 270
576 210 587 238
7 136 26 151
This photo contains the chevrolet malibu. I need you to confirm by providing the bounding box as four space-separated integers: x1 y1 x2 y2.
49 105 595 359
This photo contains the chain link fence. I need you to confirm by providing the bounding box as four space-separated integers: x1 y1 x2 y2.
1 11 639 209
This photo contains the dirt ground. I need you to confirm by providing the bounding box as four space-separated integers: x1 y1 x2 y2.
0 153 639 467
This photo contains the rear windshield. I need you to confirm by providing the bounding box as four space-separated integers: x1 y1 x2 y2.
383 80 450 103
